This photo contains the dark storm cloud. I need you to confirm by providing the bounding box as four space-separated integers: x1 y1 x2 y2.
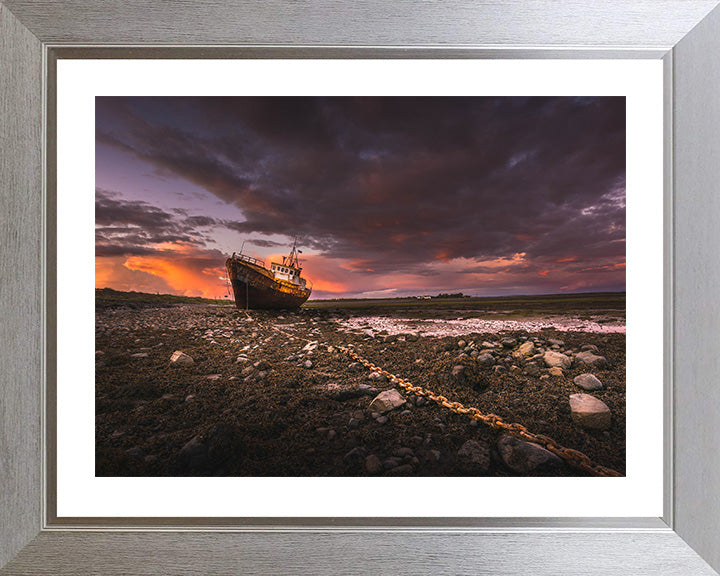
96 97 625 279
95 189 216 257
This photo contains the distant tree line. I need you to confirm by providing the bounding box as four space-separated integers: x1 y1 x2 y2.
432 292 467 299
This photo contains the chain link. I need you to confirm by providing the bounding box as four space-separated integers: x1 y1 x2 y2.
270 321 621 477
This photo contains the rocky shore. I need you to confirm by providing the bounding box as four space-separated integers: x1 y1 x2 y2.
96 303 626 477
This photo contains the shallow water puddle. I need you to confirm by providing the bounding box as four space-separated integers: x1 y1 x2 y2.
336 315 625 336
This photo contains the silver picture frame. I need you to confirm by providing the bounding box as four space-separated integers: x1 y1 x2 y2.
2 1 720 574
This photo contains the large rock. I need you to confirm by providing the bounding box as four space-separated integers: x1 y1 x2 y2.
497 435 562 474
574 373 603 391
500 337 517 348
170 350 194 365
575 351 608 368
368 389 406 414
543 350 572 369
456 440 491 474
569 394 612 430
548 366 564 378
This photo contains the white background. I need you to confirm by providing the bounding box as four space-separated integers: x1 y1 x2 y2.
56 59 664 518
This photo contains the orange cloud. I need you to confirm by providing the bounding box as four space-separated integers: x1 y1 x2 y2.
556 256 577 263
96 242 230 299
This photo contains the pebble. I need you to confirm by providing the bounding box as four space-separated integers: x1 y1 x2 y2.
543 350 572 369
574 373 603 391
125 447 145 459
515 341 535 357
364 454 383 475
500 337 517 348
206 374 221 381
368 371 388 383
569 394 612 430
131 353 149 358
456 440 491 474
382 457 401 470
476 353 495 366
497 435 562 474
170 350 194 365
303 360 313 369
428 449 442 462
177 435 207 468
376 416 388 425
368 389 406 413
394 447 414 458
385 464 414 476
344 446 367 461
575 351 608 368
548 366 564 378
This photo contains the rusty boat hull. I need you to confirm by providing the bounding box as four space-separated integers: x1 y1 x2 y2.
226 257 311 310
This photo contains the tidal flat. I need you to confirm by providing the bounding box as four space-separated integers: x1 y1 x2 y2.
95 292 626 477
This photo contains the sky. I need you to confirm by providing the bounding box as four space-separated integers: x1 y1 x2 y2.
95 96 626 300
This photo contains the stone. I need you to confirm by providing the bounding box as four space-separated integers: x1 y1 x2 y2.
524 362 540 376
510 365 522 374
581 344 599 353
569 394 612 430
376 416 389 425
394 447 415 458
177 435 207 468
344 447 367 461
515 341 535 357
451 365 465 378
240 366 255 378
548 367 564 378
170 350 194 365
364 454 383 475
382 457 401 470
303 360 313 369
253 360 271 370
543 350 572 369
547 339 565 347
574 373 603 391
456 440 491 474
235 356 249 364
131 353 149 358
369 389 406 413
206 374 221 381
575 351 608 368
493 365 507 375
385 464 414 476
457 339 467 349
497 435 562 474
125 447 145 459
368 371 388 383
476 353 495 366
500 337 517 348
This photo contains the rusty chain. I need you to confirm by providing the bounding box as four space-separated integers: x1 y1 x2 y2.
268 321 621 477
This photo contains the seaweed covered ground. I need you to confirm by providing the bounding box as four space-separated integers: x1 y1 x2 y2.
95 295 625 477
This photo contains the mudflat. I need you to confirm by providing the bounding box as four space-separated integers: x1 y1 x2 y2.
95 293 626 477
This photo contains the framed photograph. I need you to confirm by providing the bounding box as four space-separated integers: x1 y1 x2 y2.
2 1 720 574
